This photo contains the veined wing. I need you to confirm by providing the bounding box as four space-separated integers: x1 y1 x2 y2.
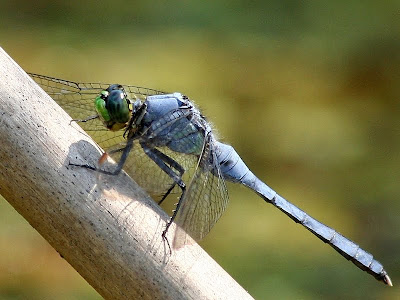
29 73 229 232
107 141 199 198
173 133 229 247
28 73 166 150
29 72 199 198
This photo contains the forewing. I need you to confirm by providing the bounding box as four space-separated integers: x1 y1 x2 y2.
28 73 165 150
173 135 229 247
29 73 193 196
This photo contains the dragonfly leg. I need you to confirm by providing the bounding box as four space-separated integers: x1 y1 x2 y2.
69 138 134 176
140 143 187 250
158 184 177 205
69 114 99 125
149 150 185 205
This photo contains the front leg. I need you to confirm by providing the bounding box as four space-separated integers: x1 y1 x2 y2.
69 138 134 176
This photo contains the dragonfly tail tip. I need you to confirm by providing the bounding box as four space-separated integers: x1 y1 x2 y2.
383 274 393 287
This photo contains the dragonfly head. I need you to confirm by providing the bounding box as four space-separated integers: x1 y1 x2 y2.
95 84 131 131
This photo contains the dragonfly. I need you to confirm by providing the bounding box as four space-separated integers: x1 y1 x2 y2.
28 72 392 286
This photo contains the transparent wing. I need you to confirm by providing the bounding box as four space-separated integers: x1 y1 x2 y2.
108 142 198 197
29 73 183 195
28 73 166 150
30 73 230 245
173 134 229 246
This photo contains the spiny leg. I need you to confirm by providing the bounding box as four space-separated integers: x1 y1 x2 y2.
141 143 187 251
158 184 177 205
148 149 185 205
69 114 99 125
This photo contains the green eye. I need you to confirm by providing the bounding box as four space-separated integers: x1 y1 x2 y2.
95 94 111 122
94 88 130 131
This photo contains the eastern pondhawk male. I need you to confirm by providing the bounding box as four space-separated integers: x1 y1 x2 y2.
28 72 392 286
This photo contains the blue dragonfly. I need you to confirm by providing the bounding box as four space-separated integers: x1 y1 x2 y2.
28 73 392 286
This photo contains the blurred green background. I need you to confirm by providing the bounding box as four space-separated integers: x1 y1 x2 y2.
1 1 399 299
